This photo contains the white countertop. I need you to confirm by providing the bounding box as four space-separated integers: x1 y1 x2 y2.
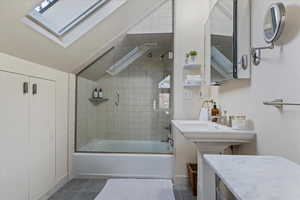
171 120 256 144
204 155 300 200
171 120 256 135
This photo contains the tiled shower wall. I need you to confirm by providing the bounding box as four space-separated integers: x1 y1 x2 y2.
77 54 172 146
96 54 171 141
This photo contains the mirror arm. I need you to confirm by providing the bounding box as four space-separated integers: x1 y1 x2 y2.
251 43 274 66
252 43 274 51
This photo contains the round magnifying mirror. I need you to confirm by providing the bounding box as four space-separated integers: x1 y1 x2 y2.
263 3 286 43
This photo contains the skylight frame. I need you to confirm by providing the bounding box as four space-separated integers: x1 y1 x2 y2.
28 0 111 37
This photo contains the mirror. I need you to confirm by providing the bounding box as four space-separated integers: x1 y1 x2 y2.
263 3 286 43
208 0 237 84
205 0 251 84
252 2 286 66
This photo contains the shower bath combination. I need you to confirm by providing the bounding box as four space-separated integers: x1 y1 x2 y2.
74 0 174 178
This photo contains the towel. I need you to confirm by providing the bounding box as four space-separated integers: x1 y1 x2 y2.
95 179 175 200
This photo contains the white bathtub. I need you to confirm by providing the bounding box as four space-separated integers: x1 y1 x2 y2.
78 140 173 153
74 140 174 179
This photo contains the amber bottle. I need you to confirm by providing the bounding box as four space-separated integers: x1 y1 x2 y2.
211 102 220 122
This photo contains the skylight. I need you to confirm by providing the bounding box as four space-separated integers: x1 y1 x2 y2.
28 0 110 37
106 46 150 76
23 0 127 47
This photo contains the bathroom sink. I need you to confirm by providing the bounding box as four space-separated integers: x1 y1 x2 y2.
171 120 256 200
171 120 255 144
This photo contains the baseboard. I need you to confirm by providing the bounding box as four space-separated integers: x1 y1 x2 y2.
39 175 69 200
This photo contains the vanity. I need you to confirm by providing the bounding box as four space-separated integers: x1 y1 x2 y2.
171 120 256 200
203 155 300 200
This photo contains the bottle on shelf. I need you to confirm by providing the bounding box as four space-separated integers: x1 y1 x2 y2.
93 88 98 99
98 88 103 98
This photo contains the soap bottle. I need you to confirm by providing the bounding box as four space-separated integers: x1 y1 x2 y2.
222 110 228 126
93 88 98 99
98 88 103 98
211 102 220 122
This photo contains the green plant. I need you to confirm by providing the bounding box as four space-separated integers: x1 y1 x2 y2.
186 53 190 58
189 50 198 56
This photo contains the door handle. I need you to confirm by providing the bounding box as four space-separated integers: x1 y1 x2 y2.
32 84 37 95
23 82 29 94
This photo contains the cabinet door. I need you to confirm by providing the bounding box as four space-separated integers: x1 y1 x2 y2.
29 78 55 200
0 71 29 200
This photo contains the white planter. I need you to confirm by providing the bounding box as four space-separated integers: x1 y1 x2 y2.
190 55 196 63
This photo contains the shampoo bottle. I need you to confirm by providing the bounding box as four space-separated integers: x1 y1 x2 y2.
98 88 103 98
93 88 98 99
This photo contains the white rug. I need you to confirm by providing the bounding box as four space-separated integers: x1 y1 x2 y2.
94 179 175 200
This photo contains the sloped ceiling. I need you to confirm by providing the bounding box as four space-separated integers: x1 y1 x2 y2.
0 0 166 73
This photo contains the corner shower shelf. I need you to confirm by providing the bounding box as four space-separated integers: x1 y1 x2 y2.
184 63 201 69
89 98 109 105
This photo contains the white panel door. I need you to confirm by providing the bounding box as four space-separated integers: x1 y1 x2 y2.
0 71 29 200
29 78 55 200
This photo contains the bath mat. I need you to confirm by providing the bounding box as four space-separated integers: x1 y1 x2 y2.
94 179 175 200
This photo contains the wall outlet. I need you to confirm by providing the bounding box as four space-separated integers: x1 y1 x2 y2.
184 90 193 100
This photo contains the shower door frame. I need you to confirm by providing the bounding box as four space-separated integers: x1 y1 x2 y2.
74 0 175 154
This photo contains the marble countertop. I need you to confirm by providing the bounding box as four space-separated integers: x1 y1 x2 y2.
204 155 300 200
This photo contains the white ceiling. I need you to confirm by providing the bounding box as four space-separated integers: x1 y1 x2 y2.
0 0 166 73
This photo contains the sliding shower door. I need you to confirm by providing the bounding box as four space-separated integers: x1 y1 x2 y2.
76 0 173 154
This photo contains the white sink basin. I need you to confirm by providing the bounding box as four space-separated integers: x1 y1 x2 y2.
172 120 255 143
171 120 256 200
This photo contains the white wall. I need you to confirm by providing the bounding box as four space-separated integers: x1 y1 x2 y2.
173 0 209 185
128 0 173 34
218 0 300 163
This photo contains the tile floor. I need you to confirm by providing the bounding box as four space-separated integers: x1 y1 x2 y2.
49 179 196 200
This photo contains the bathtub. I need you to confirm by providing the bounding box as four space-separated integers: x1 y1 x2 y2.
78 139 173 153
73 140 174 179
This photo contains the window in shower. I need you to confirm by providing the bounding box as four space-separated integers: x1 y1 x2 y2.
75 0 173 154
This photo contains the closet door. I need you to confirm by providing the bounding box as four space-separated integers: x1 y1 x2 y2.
29 77 55 200
0 71 29 200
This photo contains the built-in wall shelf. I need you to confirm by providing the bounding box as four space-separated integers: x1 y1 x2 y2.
89 98 109 105
184 63 201 69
